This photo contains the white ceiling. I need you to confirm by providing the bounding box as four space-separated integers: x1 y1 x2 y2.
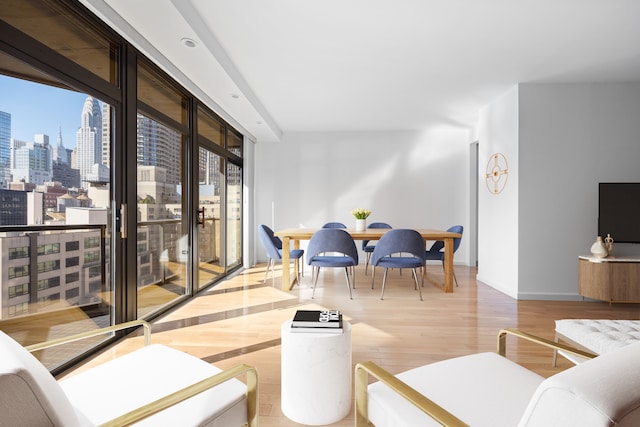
81 0 640 143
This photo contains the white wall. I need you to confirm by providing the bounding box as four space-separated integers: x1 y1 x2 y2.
479 82 640 300
254 128 471 264
477 86 520 298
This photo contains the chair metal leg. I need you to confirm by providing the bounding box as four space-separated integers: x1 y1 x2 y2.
364 252 371 275
343 267 354 299
311 266 320 299
371 266 376 289
293 258 304 281
264 258 275 287
263 258 270 283
412 268 423 301
380 268 389 300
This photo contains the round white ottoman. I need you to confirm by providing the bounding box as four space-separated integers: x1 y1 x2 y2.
281 319 352 425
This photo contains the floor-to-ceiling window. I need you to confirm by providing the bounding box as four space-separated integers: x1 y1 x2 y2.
135 60 190 317
0 0 120 371
195 107 244 290
0 0 244 373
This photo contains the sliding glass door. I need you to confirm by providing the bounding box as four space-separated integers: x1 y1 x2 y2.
0 0 244 372
197 146 224 290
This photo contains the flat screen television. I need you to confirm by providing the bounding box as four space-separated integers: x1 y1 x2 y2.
598 183 640 243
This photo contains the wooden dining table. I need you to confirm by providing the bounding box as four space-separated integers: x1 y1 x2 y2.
274 228 462 293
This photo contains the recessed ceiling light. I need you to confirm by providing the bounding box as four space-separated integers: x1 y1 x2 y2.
230 93 240 99
181 38 197 48
256 120 263 125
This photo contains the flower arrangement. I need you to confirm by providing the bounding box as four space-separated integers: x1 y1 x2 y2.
351 208 371 220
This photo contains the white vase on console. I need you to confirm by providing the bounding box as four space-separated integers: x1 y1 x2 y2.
590 236 608 258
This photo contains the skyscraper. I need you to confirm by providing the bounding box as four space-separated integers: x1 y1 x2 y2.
10 136 52 186
0 111 11 188
52 127 69 165
76 96 102 189
0 111 10 166
101 102 111 167
137 114 182 187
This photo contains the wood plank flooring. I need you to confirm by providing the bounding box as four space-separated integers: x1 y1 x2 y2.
59 263 640 426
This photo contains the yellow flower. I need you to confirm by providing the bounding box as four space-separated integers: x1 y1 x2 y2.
351 208 371 219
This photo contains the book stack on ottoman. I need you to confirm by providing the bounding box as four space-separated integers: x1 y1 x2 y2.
290 309 343 334
281 309 352 424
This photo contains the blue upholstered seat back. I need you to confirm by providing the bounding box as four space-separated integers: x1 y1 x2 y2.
307 228 358 265
371 229 426 266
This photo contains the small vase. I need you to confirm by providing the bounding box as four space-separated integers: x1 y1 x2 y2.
355 219 366 232
590 236 608 258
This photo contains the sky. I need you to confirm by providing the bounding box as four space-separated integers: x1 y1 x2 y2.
0 74 91 149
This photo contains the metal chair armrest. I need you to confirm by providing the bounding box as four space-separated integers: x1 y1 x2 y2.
497 328 597 360
355 361 469 427
98 363 259 427
25 320 152 352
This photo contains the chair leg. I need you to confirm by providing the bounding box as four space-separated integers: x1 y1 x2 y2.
412 268 423 301
371 266 376 289
364 252 371 275
343 267 354 299
311 266 320 299
380 268 389 300
263 258 271 284
441 261 459 287
264 258 277 287
294 258 304 281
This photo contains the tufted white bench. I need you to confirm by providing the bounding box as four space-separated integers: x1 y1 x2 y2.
554 319 640 365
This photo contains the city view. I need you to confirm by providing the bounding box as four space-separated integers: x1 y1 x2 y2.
0 2 244 373
0 74 216 326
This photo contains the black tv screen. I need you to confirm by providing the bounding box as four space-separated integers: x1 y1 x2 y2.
598 183 640 243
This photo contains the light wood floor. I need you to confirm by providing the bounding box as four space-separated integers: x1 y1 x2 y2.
60 263 640 426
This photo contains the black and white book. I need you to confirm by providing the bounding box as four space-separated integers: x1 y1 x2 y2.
292 309 342 328
290 326 344 334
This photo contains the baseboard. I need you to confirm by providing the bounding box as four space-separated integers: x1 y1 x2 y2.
477 277 584 301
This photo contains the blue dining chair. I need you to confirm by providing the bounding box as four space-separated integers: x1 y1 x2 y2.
362 222 392 275
307 228 359 299
370 229 426 300
258 224 304 286
322 222 347 229
425 225 463 287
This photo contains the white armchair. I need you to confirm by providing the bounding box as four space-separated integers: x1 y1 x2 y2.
355 328 640 426
0 320 258 427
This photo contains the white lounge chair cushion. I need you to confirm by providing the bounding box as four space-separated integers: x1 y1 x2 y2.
60 344 248 426
519 340 640 427
368 352 544 427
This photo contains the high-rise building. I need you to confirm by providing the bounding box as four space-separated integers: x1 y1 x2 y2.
137 114 182 188
101 102 111 167
52 127 70 165
10 137 52 186
76 96 102 190
0 111 11 188
0 111 10 167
